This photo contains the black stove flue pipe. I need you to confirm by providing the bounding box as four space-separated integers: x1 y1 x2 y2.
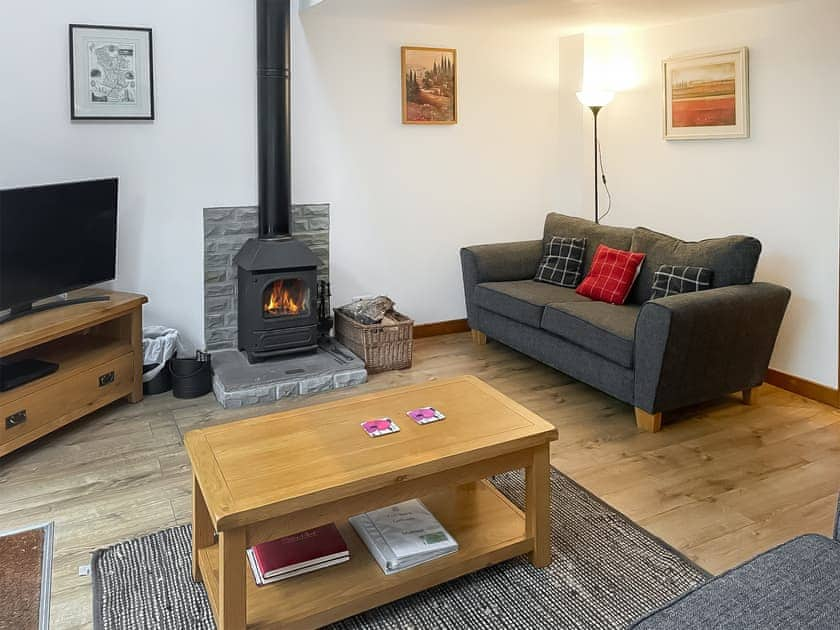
257 0 292 239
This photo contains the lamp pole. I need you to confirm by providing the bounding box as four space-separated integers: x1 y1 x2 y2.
576 90 613 225
590 105 602 224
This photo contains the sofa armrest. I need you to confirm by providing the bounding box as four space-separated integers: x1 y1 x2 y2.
460 240 543 327
634 282 791 414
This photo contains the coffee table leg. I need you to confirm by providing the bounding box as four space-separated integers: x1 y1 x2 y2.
219 527 247 630
192 475 214 581
525 443 552 568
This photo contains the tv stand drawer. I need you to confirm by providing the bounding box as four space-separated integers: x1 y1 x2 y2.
0 352 135 448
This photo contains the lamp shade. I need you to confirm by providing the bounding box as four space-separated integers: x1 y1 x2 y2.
576 90 615 107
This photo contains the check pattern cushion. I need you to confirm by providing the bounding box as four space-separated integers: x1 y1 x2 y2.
535 237 587 288
650 265 714 300
576 244 645 305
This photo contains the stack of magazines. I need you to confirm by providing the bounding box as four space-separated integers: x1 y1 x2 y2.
349 499 458 574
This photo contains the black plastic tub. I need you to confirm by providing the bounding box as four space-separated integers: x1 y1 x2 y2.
142 363 173 396
169 355 212 399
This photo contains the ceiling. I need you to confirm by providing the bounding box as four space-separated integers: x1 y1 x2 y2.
307 0 795 34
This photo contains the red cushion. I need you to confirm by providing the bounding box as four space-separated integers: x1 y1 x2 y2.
576 244 645 305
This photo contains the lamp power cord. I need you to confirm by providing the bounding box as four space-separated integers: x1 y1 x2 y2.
596 139 612 223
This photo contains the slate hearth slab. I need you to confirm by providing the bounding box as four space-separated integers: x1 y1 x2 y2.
211 339 367 409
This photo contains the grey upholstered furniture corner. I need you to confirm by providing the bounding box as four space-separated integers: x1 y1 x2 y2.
629 496 840 629
460 213 791 431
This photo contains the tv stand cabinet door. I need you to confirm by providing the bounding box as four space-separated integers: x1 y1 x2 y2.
0 352 135 457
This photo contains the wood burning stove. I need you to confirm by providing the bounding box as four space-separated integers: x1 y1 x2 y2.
234 0 322 363
235 239 319 362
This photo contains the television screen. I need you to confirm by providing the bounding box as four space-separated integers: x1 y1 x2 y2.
0 179 118 310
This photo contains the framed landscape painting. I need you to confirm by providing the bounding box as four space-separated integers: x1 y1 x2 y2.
663 47 748 140
69 24 155 120
401 46 457 125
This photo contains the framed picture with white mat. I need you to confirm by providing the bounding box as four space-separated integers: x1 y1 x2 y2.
69 24 154 120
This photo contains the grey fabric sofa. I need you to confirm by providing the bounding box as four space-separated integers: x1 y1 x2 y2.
460 213 791 431
630 497 840 628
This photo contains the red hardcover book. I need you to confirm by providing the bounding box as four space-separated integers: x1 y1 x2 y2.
251 523 349 578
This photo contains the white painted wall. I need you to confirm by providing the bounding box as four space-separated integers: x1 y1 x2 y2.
560 0 840 387
3 0 833 387
0 0 564 352
0 0 257 352
292 9 565 325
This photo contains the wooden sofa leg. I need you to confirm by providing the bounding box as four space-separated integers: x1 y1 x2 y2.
635 408 663 432
471 330 487 345
742 387 757 405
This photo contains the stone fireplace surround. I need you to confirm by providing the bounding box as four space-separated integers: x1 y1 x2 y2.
203 204 367 408
204 203 330 351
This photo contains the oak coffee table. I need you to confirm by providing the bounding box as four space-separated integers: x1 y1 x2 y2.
186 375 558 629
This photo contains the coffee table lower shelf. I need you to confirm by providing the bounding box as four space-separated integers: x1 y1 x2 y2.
197 480 532 629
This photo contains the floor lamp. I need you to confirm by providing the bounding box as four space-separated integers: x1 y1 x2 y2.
576 91 614 224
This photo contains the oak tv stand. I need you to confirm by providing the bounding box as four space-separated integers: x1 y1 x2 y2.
0 294 111 324
0 289 147 458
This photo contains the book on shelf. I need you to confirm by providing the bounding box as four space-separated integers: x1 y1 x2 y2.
246 523 349 585
247 548 349 585
349 499 458 575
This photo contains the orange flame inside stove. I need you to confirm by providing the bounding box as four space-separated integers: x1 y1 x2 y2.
264 280 307 317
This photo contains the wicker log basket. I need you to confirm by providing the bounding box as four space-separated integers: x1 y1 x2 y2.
334 309 414 373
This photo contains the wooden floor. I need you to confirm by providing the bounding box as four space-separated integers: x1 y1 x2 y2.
1 332 839 628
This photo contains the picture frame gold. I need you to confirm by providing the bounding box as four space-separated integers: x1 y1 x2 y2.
401 46 457 125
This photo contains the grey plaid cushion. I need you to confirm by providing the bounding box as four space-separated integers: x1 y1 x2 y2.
534 237 587 288
650 265 713 299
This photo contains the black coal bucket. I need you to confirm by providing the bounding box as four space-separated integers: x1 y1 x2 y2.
169 352 212 399
143 362 173 396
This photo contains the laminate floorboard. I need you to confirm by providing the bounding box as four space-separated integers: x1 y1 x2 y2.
1 332 838 627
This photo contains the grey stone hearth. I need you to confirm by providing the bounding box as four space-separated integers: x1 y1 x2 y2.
203 204 330 352
212 339 367 409
204 203 367 409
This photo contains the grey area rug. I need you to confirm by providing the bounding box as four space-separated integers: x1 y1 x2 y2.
92 469 709 629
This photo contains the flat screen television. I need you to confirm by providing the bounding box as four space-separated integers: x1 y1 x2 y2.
0 178 118 321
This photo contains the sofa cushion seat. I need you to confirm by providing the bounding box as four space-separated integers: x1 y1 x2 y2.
541 301 641 368
473 280 591 328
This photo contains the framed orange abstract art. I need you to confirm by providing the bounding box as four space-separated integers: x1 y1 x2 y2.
663 47 749 140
